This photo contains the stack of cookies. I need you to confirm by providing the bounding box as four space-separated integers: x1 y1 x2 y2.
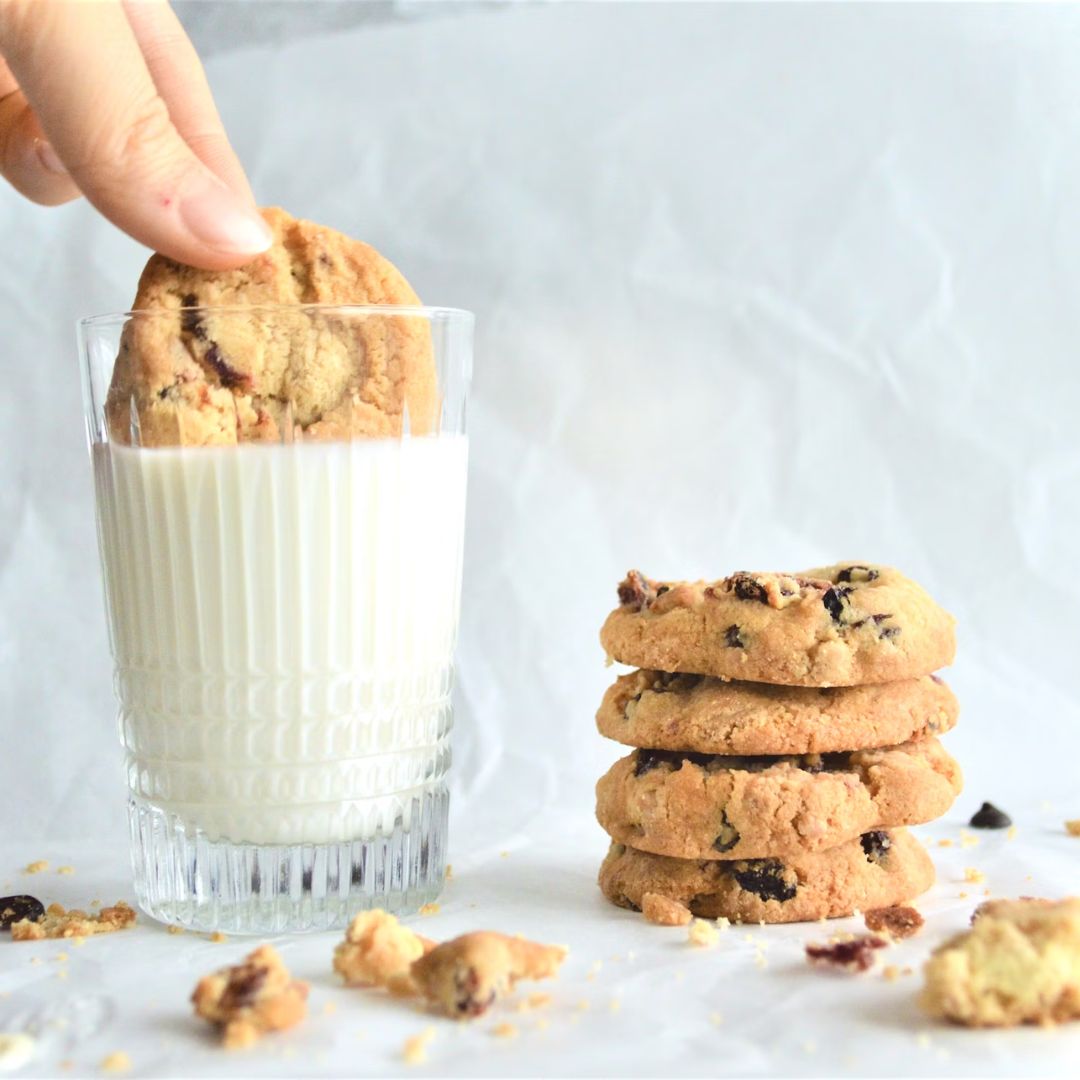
595 563 961 924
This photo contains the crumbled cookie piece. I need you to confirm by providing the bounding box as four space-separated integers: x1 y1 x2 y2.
419 903 441 917
10 901 136 940
688 919 719 948
969 802 1012 829
410 932 567 1019
865 905 924 940
100 1051 131 1073
491 1021 518 1039
806 935 888 973
642 892 693 926
1066 820 1080 837
22 861 48 875
0 896 45 931
964 868 986 884
922 898 1080 1026
333 910 436 995
192 945 308 1049
401 1027 435 1065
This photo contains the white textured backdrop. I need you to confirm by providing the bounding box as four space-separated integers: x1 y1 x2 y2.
2 4 1080 1077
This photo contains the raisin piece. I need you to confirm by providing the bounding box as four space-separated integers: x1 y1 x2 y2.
221 964 269 1010
730 860 797 902
0 895 45 931
179 293 207 340
452 968 497 1017
822 586 851 622
617 570 656 610
969 802 1012 829
728 573 768 604
724 624 745 649
805 935 887 972
864 905 924 939
713 812 740 853
835 565 879 584
860 831 892 864
203 344 247 390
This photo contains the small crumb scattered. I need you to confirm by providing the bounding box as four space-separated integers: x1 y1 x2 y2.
514 992 551 1013
1066 820 1080 837
491 1022 518 1039
608 997 622 1014
535 1017 550 1031
71 937 85 948
805 935 888 973
499 851 509 859
56 970 69 981
575 999 591 1012
418 902 440 917
864 906 924 940
100 1051 131 1073
1007 826 1018 841
883 965 901 982
959 830 980 849
57 866 75 876
11 901 137 941
916 1032 932 1049
753 950 768 970
29 957 41 966
958 892 969 899
688 919 719 948
709 1011 724 1026
402 1028 435 1066
445 864 454 880
322 1001 337 1016
964 868 986 884
937 839 953 848
53 952 68 963
715 917 730 933
23 861 48 875
167 926 185 936
209 931 228 943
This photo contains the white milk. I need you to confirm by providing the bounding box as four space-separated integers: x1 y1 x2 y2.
92 437 468 845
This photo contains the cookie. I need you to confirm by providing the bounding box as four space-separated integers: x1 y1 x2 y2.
595 737 961 860
106 207 436 446
333 910 436 994
600 564 955 686
598 828 934 924
920 898 1080 1027
192 944 309 1048
597 670 958 754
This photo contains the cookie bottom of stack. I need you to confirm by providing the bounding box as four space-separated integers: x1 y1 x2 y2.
598 828 934 924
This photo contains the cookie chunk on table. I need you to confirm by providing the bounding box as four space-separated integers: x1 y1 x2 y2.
9 900 136 940
333 910 436 994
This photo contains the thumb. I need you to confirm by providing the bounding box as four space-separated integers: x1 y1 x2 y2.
0 1 270 269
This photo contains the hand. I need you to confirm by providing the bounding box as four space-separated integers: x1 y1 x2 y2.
0 0 271 269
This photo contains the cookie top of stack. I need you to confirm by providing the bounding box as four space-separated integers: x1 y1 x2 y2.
106 207 436 447
600 562 956 687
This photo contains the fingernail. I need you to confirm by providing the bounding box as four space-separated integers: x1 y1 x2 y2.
34 138 67 175
179 182 273 256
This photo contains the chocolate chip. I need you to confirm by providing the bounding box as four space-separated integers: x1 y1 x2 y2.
724 624 745 649
822 586 851 622
617 570 657 611
221 964 269 1009
713 812 740 853
730 859 797 902
728 573 768 604
836 565 879 584
203 344 247 390
969 802 1012 829
633 749 712 776
805 934 887 972
860 830 892 864
0 895 45 930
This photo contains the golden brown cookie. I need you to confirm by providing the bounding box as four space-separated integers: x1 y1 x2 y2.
333 910 436 994
410 932 567 1019
920 898 1080 1026
106 207 435 446
599 829 934 924
597 670 958 754
192 944 309 1049
595 738 961 860
600 563 956 687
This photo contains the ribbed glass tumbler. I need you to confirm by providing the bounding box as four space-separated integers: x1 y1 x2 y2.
79 305 472 933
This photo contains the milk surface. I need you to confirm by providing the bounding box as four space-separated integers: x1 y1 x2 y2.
93 436 468 844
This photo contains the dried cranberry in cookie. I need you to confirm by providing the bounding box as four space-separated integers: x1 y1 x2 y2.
600 562 955 686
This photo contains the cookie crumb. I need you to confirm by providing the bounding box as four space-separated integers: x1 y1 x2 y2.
499 851 509 859
882 964 901 982
100 1051 131 1073
964 868 986 884
715 917 730 933
57 866 75 876
753 950 768 970
23 861 48 875
72 937 86 947
209 931 228 943
805 935 888 973
11 901 136 941
167 926 185 936
1066 820 1080 837
937 839 953 848
418 903 440 917
916 1032 932 1049
959 830 980 849
402 1028 435 1065
535 1016 550 1031
575 999 590 1012
1007 826 1019 840
445 864 454 880
864 906 924 940
514 992 551 1013
56 969 69 981
608 997 622 1014
642 892 692 926
688 919 719 948
491 1022 518 1039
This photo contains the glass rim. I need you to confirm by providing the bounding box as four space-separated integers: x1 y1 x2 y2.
78 303 474 331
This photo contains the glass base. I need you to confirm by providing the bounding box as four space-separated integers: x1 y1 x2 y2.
127 787 448 934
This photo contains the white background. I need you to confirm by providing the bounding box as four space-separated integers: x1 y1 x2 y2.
1 3 1080 1077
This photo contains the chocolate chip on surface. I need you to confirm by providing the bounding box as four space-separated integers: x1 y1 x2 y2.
0 895 45 931
969 802 1013 829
